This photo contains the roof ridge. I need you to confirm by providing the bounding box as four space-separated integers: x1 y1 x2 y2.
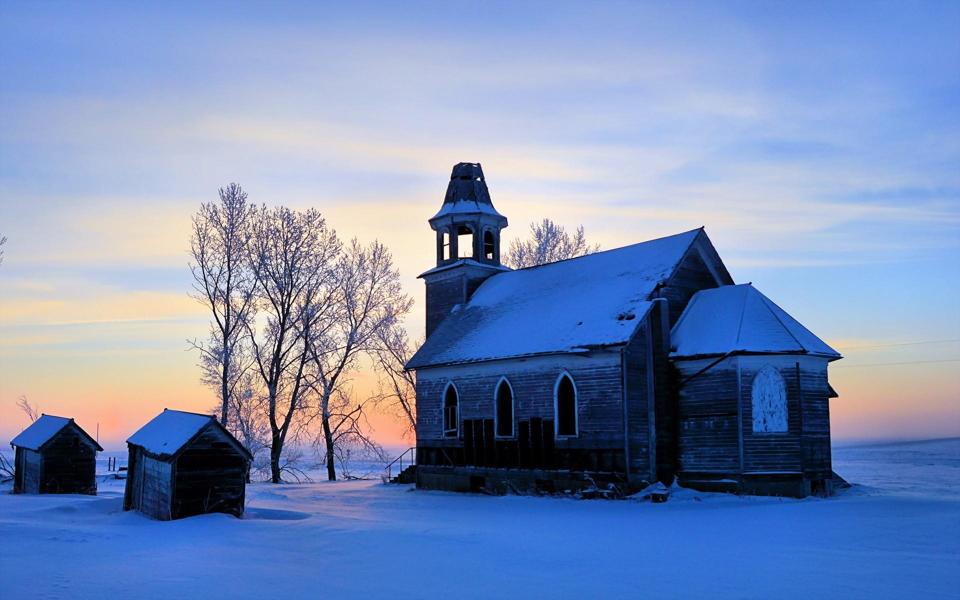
733 284 751 348
505 227 703 274
754 288 805 351
163 408 215 419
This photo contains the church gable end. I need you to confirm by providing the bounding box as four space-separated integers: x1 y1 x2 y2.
658 230 733 326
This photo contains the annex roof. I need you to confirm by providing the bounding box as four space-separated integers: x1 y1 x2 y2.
127 409 252 460
408 228 708 369
671 283 841 361
11 414 103 451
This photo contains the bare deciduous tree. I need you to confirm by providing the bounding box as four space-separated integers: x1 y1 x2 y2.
189 184 256 428
504 218 599 269
16 395 39 423
307 239 412 481
246 205 341 484
371 324 418 438
0 235 7 266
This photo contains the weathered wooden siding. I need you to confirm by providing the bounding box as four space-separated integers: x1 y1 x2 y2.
739 357 803 474
39 427 97 494
13 447 25 492
172 428 247 519
659 247 722 327
649 302 676 482
424 264 501 338
676 355 834 496
424 276 463 338
797 360 832 479
623 324 650 481
416 352 627 473
139 455 173 520
21 449 41 494
676 358 740 474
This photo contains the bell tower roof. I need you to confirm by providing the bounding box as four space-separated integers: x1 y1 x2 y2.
430 162 507 225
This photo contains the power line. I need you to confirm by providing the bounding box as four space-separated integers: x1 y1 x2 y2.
832 358 960 369
835 338 960 351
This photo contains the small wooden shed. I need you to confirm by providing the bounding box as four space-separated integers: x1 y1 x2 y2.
123 409 252 520
671 284 842 497
10 414 102 495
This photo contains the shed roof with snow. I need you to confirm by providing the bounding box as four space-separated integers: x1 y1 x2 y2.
11 414 103 451
670 283 841 361
408 228 720 369
127 409 252 460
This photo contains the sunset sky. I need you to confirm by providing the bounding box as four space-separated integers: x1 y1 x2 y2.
1 2 958 449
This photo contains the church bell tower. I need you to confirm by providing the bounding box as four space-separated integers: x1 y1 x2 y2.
421 162 509 338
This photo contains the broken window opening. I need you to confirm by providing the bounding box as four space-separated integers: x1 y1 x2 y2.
443 383 459 438
483 230 495 261
495 378 514 437
555 373 578 437
457 225 474 259
442 230 451 261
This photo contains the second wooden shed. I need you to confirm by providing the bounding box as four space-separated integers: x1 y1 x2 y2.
10 414 102 495
123 409 252 520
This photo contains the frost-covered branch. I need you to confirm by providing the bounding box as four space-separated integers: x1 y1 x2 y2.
504 218 599 268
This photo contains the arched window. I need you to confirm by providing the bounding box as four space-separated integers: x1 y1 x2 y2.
495 378 514 437
483 230 495 260
442 230 451 261
457 225 474 259
555 373 578 437
751 365 788 433
443 383 459 437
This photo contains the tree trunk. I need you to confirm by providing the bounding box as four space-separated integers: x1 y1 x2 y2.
322 412 336 481
220 355 230 427
270 431 283 483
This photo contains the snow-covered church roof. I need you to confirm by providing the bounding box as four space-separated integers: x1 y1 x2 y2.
408 228 712 369
127 409 251 459
671 284 841 361
11 414 103 451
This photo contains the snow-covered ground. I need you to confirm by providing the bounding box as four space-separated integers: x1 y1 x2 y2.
1 439 958 599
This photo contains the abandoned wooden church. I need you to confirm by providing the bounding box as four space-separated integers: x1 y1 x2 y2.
406 162 843 498
10 414 102 495
124 409 252 520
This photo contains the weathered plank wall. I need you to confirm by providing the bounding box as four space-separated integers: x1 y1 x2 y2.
139 455 173 520
416 352 627 474
676 355 835 496
659 248 722 327
123 447 141 511
39 426 97 494
650 302 676 482
739 357 803 474
623 324 652 482
424 276 464 338
172 428 247 519
676 358 741 474
13 448 24 492
797 360 833 479
424 264 501 338
17 448 42 494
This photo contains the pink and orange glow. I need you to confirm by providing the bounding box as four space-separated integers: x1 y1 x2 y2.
1 4 958 448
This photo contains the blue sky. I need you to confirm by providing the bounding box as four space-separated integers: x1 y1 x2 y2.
0 1 958 445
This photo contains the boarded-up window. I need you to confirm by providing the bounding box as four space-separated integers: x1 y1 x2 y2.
751 365 788 433
555 374 578 437
495 379 514 437
443 384 459 437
